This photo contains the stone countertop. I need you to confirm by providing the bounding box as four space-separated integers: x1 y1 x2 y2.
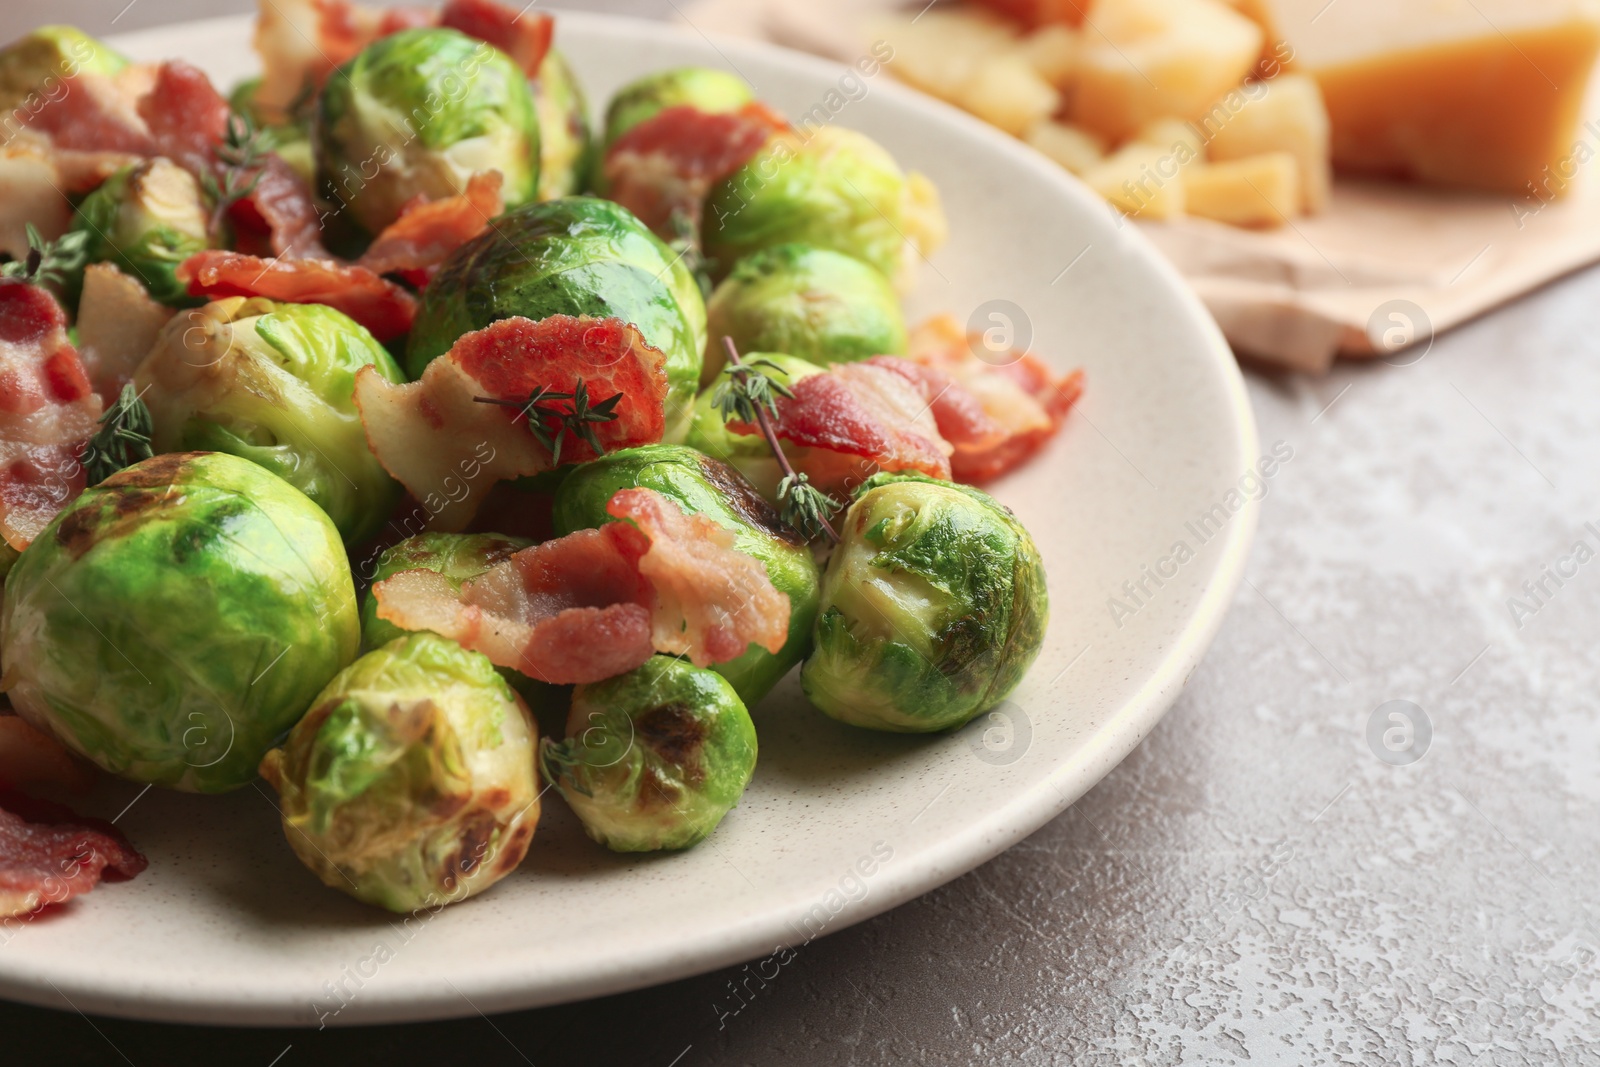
4 1 1597 1063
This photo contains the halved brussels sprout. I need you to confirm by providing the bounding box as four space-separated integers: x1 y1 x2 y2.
552 443 819 704
136 297 405 546
801 472 1047 733
406 196 707 439
0 25 126 113
533 49 592 200
316 27 540 235
69 158 217 306
260 632 539 912
541 655 755 852
601 66 753 154
704 127 946 286
683 352 823 500
1 452 359 792
702 243 907 383
360 532 530 651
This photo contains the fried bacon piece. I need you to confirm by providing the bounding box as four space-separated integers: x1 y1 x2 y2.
970 0 1088 28
135 61 230 178
373 487 789 683
358 171 504 284
0 281 101 552
75 263 176 404
0 790 146 919
439 0 554 76
354 315 670 531
601 103 786 237
901 315 1084 482
178 251 418 342
252 0 431 123
727 360 952 496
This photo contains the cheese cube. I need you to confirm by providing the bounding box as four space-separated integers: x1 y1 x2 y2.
1183 151 1301 225
1202 73 1331 212
1258 0 1600 195
1070 0 1265 141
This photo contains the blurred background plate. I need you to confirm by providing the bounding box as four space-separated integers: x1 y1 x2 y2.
0 10 1256 1025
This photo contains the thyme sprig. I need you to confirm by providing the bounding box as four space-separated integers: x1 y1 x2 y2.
474 380 623 466
201 112 273 234
0 224 91 289
718 337 841 544
83 384 155 485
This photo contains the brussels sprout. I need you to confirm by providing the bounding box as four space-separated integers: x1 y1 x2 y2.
601 67 753 154
683 352 823 500
136 298 404 545
68 158 217 306
360 532 530 651
704 126 946 286
541 655 754 852
1 452 359 791
260 632 539 912
702 243 906 383
552 444 818 704
316 27 539 235
801 472 1047 733
533 49 592 200
0 26 126 114
407 196 707 438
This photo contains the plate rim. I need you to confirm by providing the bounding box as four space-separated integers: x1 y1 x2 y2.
0 8 1260 1026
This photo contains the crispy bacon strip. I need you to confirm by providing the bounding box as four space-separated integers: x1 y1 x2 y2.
902 315 1084 482
0 281 101 551
28 71 154 158
373 488 789 683
76 263 176 404
358 171 504 283
232 154 327 258
178 251 417 342
439 0 554 77
0 791 146 919
354 315 669 531
727 360 952 496
252 0 432 123
136 61 230 178
602 103 786 237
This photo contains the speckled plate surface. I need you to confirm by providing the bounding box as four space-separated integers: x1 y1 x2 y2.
0 11 1257 1025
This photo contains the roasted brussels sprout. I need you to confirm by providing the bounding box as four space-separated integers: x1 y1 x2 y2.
684 351 822 500
601 67 753 153
0 25 126 113
541 655 754 852
360 532 530 651
552 444 819 704
136 298 404 546
702 243 906 382
533 49 592 200
704 127 946 286
407 196 707 438
68 158 217 306
316 27 540 234
801 472 1047 733
1 452 359 791
260 632 539 912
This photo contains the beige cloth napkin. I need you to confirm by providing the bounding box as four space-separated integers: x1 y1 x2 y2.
680 0 1600 372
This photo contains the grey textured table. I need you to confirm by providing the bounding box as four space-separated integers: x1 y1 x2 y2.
5 2 1600 1063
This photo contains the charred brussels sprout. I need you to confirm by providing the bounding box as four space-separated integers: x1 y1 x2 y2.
601 66 753 153
360 532 530 651
702 244 906 383
541 655 754 852
407 196 706 437
0 453 359 791
684 352 822 500
316 27 539 234
533 49 592 200
69 158 216 306
801 472 1047 733
136 298 404 546
552 444 818 704
704 127 946 286
0 26 126 113
260 632 539 912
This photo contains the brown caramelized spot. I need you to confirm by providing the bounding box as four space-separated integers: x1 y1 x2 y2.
636 765 680 812
496 823 533 874
447 809 497 884
697 454 801 546
636 703 708 768
480 787 510 810
54 487 169 559
100 451 200 489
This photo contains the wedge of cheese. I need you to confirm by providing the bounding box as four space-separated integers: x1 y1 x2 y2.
1259 0 1600 195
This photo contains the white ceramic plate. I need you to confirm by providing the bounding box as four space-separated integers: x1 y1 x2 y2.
0 11 1257 1025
